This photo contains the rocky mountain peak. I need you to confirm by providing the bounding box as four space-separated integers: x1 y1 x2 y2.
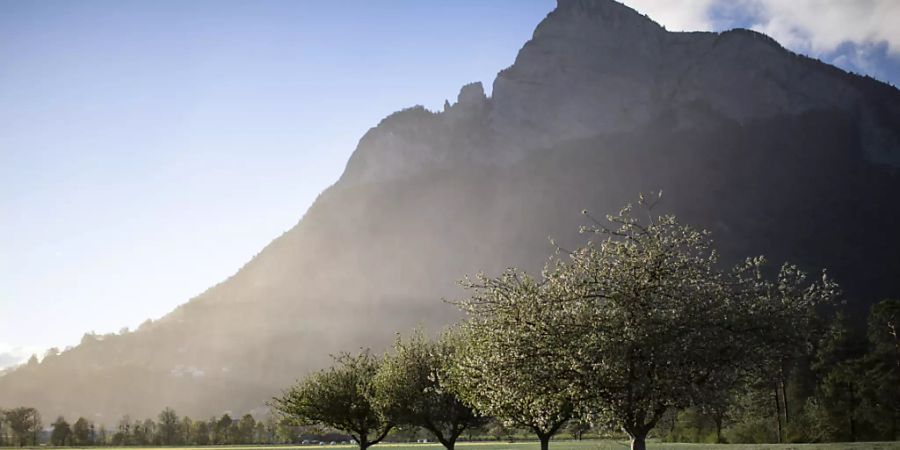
540 0 663 38
340 0 900 186
490 0 900 163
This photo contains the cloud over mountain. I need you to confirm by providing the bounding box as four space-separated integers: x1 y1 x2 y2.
625 0 900 85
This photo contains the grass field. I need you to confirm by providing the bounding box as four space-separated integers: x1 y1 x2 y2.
11 441 898 450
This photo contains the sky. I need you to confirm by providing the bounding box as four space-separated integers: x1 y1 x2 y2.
2 0 899 369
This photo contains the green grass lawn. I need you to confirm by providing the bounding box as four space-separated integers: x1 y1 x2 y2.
19 440 897 450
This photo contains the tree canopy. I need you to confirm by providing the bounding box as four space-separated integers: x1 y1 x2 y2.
374 331 486 450
454 269 579 450
271 350 393 450
454 195 842 450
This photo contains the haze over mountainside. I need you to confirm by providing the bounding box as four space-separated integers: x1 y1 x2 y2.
3 0 900 422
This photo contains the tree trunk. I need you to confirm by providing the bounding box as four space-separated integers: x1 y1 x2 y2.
357 432 368 450
773 387 783 443
848 382 857 442
536 432 550 450
436 434 455 450
780 380 789 426
629 432 647 450
779 364 790 427
892 402 898 441
431 424 462 450
714 415 723 443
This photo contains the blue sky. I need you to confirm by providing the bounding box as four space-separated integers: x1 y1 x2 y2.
2 0 899 367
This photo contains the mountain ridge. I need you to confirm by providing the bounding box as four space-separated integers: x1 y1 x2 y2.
342 0 899 187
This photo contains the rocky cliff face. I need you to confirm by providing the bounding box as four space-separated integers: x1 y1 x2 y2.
345 0 900 186
2 0 899 422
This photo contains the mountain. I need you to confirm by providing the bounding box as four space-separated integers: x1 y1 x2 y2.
2 0 899 423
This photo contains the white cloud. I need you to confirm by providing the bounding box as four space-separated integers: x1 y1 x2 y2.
750 0 900 56
623 0 900 55
623 0 719 31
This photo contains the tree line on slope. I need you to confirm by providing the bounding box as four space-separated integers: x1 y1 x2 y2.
0 405 604 447
272 195 899 450
0 407 287 447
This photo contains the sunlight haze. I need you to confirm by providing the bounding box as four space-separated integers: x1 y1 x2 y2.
2 0 899 368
